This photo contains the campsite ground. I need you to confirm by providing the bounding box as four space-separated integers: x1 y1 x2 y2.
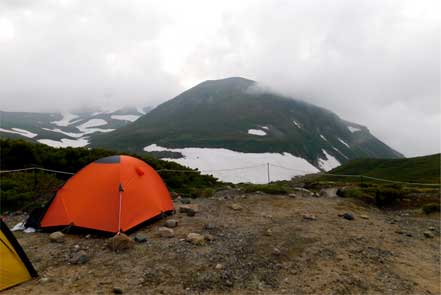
4 190 440 295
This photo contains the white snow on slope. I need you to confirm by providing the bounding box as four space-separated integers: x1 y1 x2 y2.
337 138 350 148
0 128 38 138
261 126 269 130
292 120 301 128
320 134 328 141
318 149 340 171
332 147 349 159
78 119 107 128
111 115 140 122
348 126 361 133
248 129 267 136
136 106 146 115
42 128 85 138
38 138 89 148
51 113 79 127
144 144 319 184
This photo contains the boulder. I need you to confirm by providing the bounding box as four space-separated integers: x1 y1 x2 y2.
165 219 178 228
70 250 89 265
49 231 65 243
179 204 199 216
106 233 135 252
186 233 205 245
158 227 175 238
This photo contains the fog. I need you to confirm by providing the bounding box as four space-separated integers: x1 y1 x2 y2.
0 0 439 156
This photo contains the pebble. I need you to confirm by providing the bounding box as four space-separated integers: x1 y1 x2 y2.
428 226 435 231
272 247 281 256
360 215 369 219
204 223 216 230
70 250 89 265
265 229 273 236
158 227 175 238
423 231 434 239
113 287 123 294
229 203 242 211
215 263 223 270
165 219 178 228
134 234 147 243
303 214 317 221
204 234 215 241
342 213 354 220
49 231 65 243
186 233 205 245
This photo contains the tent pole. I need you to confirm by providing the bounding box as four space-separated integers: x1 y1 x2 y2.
117 190 122 234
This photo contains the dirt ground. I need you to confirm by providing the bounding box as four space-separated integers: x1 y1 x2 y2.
4 191 440 295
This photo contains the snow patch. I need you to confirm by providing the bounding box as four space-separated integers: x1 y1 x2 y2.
144 144 319 184
78 119 107 129
0 128 37 138
318 150 340 171
261 126 269 130
337 138 350 148
42 128 85 138
248 129 267 136
38 138 89 148
319 134 328 141
292 120 301 128
348 126 361 133
111 115 140 122
51 113 79 127
332 147 349 159
136 106 146 115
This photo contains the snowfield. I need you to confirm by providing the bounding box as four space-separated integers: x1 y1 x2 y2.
144 144 319 184
337 138 350 148
348 126 361 133
0 128 37 138
51 113 79 127
37 138 89 148
248 129 267 136
292 120 301 128
318 149 340 171
110 115 140 122
42 128 85 138
319 134 328 141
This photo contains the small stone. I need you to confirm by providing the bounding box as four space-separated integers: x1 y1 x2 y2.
272 247 281 256
170 192 179 199
40 277 50 283
405 233 413 237
428 226 435 231
204 223 216 230
180 198 191 204
215 263 223 270
73 244 80 252
186 233 205 245
205 234 215 241
423 231 434 238
303 214 317 221
288 193 297 198
158 227 175 238
264 229 273 236
179 204 199 216
134 234 147 243
49 231 65 243
85 234 91 239
113 287 123 294
70 250 89 265
360 215 369 219
342 213 354 220
229 203 242 211
165 219 178 228
106 233 135 252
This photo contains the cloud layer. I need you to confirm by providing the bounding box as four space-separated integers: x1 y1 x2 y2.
0 0 439 156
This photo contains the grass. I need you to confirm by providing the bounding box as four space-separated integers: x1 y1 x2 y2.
422 203 440 214
240 183 290 195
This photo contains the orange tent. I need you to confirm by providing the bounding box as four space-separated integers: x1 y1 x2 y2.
39 155 174 233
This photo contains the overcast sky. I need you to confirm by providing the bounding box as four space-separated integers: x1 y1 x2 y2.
0 0 439 157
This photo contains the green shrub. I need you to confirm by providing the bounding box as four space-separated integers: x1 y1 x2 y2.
241 183 289 195
422 203 440 214
375 187 404 206
336 187 364 198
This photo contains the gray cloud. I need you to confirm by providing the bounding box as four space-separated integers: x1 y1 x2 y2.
0 0 439 156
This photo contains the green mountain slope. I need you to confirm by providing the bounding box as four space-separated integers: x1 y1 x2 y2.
329 154 440 184
91 77 403 168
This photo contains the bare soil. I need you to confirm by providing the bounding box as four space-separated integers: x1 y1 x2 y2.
4 191 440 295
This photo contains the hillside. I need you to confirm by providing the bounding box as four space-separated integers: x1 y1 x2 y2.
328 154 441 184
92 77 403 171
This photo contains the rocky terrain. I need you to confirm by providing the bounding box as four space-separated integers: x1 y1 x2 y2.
4 190 440 295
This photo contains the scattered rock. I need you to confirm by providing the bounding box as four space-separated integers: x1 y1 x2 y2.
360 215 369 220
179 204 199 216
40 277 50 284
70 250 89 265
428 226 435 231
180 199 191 204
229 203 242 211
73 244 80 252
113 287 123 294
272 247 281 256
204 223 216 230
215 263 223 270
85 234 91 239
186 233 205 245
341 213 354 220
49 231 65 243
170 192 179 199
292 188 314 198
303 214 317 221
423 231 434 239
205 234 215 241
134 234 147 243
264 229 273 236
106 233 135 252
158 227 175 238
165 219 178 228
288 193 297 198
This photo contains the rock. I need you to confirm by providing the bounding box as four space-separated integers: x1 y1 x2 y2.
106 233 135 252
288 193 297 198
215 263 223 270
360 215 369 219
272 247 281 256
303 214 317 221
229 203 242 211
73 244 80 252
113 287 123 294
423 231 434 238
170 192 179 199
49 231 65 243
70 250 89 265
180 198 191 204
40 277 50 283
134 234 147 243
158 227 175 238
165 219 178 228
292 187 313 198
342 213 354 220
204 223 216 230
85 234 91 239
405 233 413 237
179 204 199 216
428 226 435 231
205 234 215 241
264 229 273 236
186 233 205 245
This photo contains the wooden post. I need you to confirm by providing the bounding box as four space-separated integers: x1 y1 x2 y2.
267 163 270 184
